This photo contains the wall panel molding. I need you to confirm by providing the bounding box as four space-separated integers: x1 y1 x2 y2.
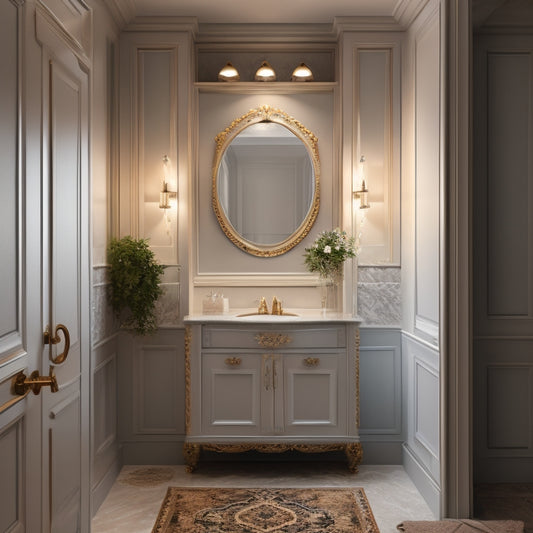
342 32 401 266
413 4 441 347
0 0 24 370
0 418 24 533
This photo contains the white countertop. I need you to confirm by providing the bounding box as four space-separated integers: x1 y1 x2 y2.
184 309 362 324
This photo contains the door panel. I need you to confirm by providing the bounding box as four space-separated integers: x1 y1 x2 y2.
42 51 89 533
201 353 266 435
282 353 345 436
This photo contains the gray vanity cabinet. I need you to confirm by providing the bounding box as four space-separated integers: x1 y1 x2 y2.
183 319 362 472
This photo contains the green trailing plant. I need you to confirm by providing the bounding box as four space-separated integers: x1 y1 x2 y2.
107 236 164 335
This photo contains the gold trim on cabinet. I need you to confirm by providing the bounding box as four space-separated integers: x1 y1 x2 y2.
255 332 292 349
224 357 241 366
212 104 320 257
184 326 192 436
183 442 363 473
355 328 360 428
304 357 319 366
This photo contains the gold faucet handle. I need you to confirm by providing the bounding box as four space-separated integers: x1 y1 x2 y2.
258 297 269 314
271 296 282 315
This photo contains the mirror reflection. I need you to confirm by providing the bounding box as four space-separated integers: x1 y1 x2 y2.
217 122 314 246
212 105 320 257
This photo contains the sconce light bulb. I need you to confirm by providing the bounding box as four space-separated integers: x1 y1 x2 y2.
218 62 240 82
255 61 276 82
291 63 313 82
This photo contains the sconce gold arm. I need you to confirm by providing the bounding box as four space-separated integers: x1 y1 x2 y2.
44 324 70 365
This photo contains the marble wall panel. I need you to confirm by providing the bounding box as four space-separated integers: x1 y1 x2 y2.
357 266 401 327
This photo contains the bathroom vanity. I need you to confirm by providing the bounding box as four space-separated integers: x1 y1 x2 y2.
183 314 362 472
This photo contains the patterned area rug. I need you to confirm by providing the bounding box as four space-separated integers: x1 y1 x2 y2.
152 487 379 532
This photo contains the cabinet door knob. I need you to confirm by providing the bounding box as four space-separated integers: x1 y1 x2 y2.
304 357 319 366
225 357 241 366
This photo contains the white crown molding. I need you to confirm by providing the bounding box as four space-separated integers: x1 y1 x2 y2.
105 0 136 29
392 0 430 28
124 16 199 34
333 16 403 35
196 22 337 43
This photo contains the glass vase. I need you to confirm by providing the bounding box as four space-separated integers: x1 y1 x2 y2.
318 272 342 316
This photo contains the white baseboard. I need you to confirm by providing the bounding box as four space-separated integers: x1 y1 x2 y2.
403 443 441 518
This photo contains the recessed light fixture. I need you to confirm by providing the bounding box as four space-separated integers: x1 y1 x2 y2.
291 63 313 82
254 61 276 82
218 62 240 82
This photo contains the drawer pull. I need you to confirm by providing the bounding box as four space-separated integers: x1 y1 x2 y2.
225 357 242 366
304 357 320 367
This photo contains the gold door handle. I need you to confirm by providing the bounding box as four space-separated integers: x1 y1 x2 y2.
44 324 70 364
13 370 59 395
304 357 320 367
225 357 241 366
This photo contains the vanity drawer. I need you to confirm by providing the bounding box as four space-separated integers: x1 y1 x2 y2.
202 325 346 349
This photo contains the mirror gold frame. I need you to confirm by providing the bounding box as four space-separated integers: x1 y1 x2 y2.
212 105 320 257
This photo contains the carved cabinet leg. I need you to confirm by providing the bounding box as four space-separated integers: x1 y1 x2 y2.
345 443 363 473
183 443 201 473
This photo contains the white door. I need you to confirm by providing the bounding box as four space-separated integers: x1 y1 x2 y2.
0 3 90 532
41 51 90 533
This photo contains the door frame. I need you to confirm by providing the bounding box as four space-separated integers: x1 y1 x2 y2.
443 0 473 518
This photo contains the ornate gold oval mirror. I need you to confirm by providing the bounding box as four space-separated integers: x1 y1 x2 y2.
212 105 320 257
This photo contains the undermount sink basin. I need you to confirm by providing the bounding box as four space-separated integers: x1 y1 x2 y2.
236 313 300 321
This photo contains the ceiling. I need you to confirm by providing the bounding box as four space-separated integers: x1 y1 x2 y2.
129 0 401 24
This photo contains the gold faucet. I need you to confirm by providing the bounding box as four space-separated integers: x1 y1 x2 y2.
258 297 269 314
271 296 283 315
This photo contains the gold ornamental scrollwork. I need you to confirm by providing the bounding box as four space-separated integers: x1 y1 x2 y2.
255 332 292 349
212 104 320 257
184 442 363 473
184 326 192 436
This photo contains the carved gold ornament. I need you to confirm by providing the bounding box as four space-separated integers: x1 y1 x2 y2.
183 442 363 473
255 332 292 349
185 326 192 436
212 105 320 257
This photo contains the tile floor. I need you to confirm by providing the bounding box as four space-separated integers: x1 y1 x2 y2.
92 462 434 533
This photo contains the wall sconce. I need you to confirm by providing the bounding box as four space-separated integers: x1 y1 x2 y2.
353 156 370 209
218 62 240 82
291 63 313 82
254 61 276 82
159 155 176 210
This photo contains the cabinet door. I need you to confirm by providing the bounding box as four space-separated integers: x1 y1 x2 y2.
282 352 346 436
201 353 273 435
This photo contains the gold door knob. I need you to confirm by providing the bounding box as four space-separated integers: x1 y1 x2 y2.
13 370 59 395
44 324 70 364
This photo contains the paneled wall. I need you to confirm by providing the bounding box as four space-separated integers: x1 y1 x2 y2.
401 0 444 517
339 28 401 268
115 25 193 465
90 0 122 515
474 32 533 482
117 329 185 463
359 328 403 463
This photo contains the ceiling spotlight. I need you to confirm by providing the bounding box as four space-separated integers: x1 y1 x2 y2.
218 62 240 82
291 63 313 82
254 61 276 82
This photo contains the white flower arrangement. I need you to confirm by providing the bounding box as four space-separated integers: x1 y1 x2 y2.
303 228 357 279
